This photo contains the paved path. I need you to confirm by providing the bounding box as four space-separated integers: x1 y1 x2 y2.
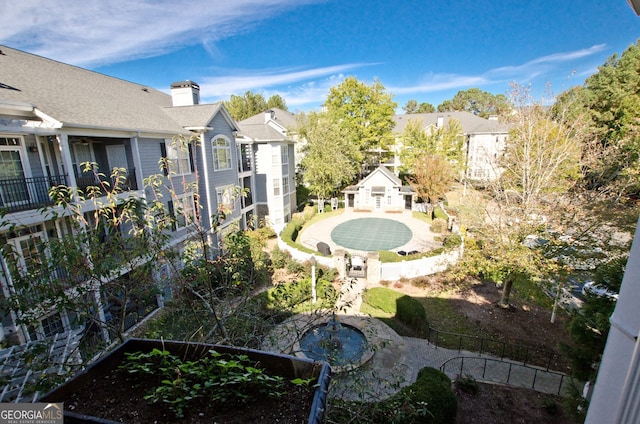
329 276 571 400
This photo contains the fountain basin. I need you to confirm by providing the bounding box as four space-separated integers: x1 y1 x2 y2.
300 322 367 366
295 314 374 373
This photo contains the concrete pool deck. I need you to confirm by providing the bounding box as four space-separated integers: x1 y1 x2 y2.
298 209 440 254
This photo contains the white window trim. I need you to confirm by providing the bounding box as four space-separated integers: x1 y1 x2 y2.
216 185 235 213
273 178 281 196
8 226 46 277
166 141 192 176
212 135 233 171
173 192 197 230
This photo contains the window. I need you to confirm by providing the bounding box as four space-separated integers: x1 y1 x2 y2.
273 178 281 196
281 145 288 165
169 193 196 230
282 176 289 195
0 136 29 205
164 141 193 176
271 145 280 165
216 185 235 213
41 313 65 337
213 136 232 171
8 226 46 277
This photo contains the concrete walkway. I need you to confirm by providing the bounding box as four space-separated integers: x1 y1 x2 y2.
329 277 572 400
262 274 571 401
298 209 440 254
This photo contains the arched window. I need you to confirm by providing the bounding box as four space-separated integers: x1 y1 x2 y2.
212 136 232 171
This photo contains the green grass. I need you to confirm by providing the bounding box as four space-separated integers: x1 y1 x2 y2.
415 295 481 336
412 210 432 223
361 287 428 337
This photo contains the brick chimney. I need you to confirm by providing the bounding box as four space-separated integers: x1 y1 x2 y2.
170 80 200 106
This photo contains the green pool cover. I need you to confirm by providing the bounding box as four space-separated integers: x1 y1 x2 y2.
330 218 412 251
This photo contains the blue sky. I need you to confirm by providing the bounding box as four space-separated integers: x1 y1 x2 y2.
2 0 639 113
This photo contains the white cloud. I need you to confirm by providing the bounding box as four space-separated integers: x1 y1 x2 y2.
390 44 607 96
198 64 370 96
1 0 325 67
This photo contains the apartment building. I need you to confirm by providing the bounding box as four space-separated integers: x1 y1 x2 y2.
0 46 253 347
236 109 298 233
390 111 510 181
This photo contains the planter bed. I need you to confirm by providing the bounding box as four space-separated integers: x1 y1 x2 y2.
41 338 330 424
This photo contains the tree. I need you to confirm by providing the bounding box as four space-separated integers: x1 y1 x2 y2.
225 91 289 121
498 84 583 214
324 77 397 175
417 102 436 113
298 112 359 205
403 100 435 114
457 83 585 306
407 155 454 204
561 256 626 382
437 88 510 118
556 40 640 199
266 94 288 111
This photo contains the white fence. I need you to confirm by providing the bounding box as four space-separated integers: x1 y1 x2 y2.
277 236 335 268
379 246 463 281
277 234 463 280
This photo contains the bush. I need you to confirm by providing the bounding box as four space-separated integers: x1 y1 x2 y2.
270 246 291 269
376 367 457 423
443 234 462 249
431 218 448 234
396 295 428 331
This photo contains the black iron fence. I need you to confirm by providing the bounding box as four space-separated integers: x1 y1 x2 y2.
75 168 138 194
0 170 140 214
426 326 565 371
0 175 68 213
440 356 571 395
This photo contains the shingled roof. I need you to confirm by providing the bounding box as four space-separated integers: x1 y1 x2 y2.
236 108 297 140
0 45 187 135
392 111 510 134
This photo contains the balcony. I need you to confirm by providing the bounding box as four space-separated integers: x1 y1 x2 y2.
0 169 139 214
75 168 138 196
0 174 68 213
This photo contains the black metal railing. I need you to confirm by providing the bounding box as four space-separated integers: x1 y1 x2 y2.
440 356 570 395
426 326 565 371
75 168 138 195
0 175 68 213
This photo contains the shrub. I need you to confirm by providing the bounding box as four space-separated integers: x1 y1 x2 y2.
270 246 290 269
431 218 448 234
396 295 428 332
377 367 457 423
443 234 462 249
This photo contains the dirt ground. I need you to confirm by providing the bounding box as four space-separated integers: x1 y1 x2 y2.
382 275 578 423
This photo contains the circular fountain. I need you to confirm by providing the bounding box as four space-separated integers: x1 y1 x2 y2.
299 313 372 372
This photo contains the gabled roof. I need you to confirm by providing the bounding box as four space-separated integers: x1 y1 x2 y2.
359 165 403 187
344 166 414 193
163 103 238 131
392 111 510 135
0 45 186 135
236 108 297 141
